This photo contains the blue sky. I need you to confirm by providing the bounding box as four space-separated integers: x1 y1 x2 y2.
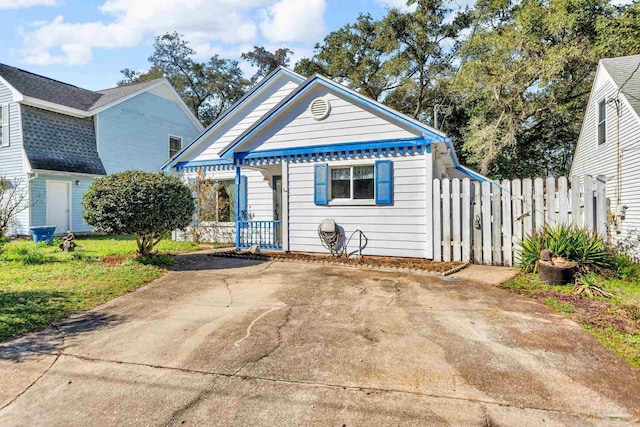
0 0 417 90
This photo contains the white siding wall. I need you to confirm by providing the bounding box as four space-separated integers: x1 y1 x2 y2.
243 86 416 153
571 68 640 244
189 76 300 161
287 154 430 258
0 81 28 235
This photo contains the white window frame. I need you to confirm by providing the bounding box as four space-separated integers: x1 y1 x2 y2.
597 99 607 145
0 104 8 148
169 134 182 158
197 177 236 225
329 163 375 206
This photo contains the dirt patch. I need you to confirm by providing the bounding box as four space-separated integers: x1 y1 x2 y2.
534 291 640 334
102 255 133 265
212 250 463 273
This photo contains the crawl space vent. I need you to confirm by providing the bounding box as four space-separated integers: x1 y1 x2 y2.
310 98 331 120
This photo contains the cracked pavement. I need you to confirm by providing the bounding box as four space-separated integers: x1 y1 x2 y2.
0 252 639 426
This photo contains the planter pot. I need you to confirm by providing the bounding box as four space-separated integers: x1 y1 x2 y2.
538 261 577 285
30 226 56 244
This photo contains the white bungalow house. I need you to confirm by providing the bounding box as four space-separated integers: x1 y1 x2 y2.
571 54 640 246
163 68 484 259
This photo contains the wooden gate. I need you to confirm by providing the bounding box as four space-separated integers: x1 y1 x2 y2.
432 175 608 266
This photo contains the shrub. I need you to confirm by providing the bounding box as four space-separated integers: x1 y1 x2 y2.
83 171 194 256
518 224 611 273
611 253 637 279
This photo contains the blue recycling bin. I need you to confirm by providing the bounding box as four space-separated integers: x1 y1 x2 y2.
30 226 56 244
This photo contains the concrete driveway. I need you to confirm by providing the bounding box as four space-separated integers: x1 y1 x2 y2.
1 253 639 426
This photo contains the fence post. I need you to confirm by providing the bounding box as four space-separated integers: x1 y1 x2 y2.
596 175 607 237
482 181 492 265
558 177 569 225
534 178 545 231
502 179 513 266
442 179 451 262
523 178 533 238
452 178 462 262
462 178 472 262
473 182 482 264
571 175 582 227
433 179 442 262
512 179 522 265
546 177 556 226
492 181 502 265
584 175 595 231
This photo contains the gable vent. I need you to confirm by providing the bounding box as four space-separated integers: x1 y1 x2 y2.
310 98 331 120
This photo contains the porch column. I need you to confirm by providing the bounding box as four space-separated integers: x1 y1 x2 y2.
425 143 434 259
235 165 241 250
281 159 289 251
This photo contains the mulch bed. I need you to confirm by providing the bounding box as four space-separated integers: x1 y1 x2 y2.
209 250 466 275
534 290 640 334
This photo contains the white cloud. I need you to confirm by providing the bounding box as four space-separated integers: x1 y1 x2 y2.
374 0 417 12
18 0 275 65
0 0 57 9
259 0 327 43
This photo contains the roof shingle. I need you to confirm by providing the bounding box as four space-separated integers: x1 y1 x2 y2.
601 54 640 117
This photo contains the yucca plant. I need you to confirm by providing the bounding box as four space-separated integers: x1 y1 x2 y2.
518 224 612 273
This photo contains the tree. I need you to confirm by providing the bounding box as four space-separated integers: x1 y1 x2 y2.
295 14 402 101
83 171 194 256
242 46 294 82
451 0 640 178
119 32 250 126
0 177 33 237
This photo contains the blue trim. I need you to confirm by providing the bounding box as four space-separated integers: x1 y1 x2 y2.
234 137 429 161
235 167 241 250
314 163 329 205
174 159 234 170
161 67 305 171
374 159 393 205
455 166 487 182
219 75 447 159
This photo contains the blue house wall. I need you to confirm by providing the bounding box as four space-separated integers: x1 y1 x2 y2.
30 174 95 233
97 92 200 174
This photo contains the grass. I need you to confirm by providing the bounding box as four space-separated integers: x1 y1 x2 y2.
502 269 640 370
0 235 206 341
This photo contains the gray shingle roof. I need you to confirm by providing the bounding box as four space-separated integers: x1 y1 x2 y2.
0 62 164 111
21 105 106 175
601 54 640 117
0 63 103 111
92 79 164 109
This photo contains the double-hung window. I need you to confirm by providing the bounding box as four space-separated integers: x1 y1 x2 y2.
169 135 182 158
0 105 7 147
597 99 606 145
330 165 375 200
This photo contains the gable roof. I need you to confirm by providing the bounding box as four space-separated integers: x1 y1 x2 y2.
0 63 102 110
161 67 304 170
601 54 640 117
218 73 449 160
0 63 202 129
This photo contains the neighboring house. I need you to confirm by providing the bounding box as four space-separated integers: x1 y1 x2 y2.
0 63 203 236
571 54 640 247
164 67 484 259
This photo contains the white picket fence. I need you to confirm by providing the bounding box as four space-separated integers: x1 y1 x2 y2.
432 175 608 266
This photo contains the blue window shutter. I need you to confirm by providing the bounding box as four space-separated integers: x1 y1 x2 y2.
237 175 248 221
314 163 329 205
187 178 198 225
375 160 393 205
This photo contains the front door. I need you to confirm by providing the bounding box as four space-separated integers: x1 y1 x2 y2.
46 181 70 234
273 176 283 247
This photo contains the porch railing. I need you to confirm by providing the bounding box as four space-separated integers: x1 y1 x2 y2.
237 220 283 250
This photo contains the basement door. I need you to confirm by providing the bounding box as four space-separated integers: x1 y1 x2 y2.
46 180 70 234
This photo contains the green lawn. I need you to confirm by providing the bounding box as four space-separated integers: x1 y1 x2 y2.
0 235 206 341
501 271 640 369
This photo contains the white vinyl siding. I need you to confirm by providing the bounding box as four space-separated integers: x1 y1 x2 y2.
0 78 28 235
571 66 640 248
241 86 417 153
288 154 429 258
190 77 301 161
